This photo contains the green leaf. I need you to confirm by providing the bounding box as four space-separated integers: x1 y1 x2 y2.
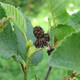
0 17 13 32
49 31 80 72
24 16 36 42
0 2 26 34
30 50 43 65
28 46 36 58
0 5 6 19
23 15 43 65
12 55 23 63
50 26 54 44
26 40 33 51
14 26 26 61
53 24 76 40
67 11 80 29
48 18 54 45
0 23 18 58
49 0 69 27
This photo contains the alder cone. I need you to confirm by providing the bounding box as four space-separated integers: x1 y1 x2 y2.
33 26 44 39
34 38 47 48
44 33 50 41
34 39 39 48
39 38 47 47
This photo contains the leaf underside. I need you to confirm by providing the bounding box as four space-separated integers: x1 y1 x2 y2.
24 16 36 42
30 50 43 65
14 26 26 61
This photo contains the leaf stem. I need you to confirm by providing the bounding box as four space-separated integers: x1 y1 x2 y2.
24 71 27 80
24 33 28 43
24 58 30 80
48 18 53 47
49 0 56 28
32 48 43 56
21 63 25 72
61 75 68 80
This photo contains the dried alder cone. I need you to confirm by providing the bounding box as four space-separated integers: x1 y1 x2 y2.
34 38 47 48
44 33 50 41
33 26 50 48
33 26 44 39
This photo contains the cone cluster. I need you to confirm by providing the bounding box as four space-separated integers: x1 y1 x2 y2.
33 26 50 48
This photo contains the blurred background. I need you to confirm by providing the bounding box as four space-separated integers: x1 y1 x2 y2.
0 0 80 80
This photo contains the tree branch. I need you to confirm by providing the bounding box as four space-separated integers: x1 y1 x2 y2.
21 63 25 72
45 66 52 80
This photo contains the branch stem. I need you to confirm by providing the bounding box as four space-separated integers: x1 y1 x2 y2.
24 71 27 80
21 58 30 80
45 66 52 80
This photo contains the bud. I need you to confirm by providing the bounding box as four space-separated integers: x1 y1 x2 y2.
26 40 33 51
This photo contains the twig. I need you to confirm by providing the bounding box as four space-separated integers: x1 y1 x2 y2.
61 75 68 80
45 66 52 80
61 71 76 80
21 63 25 72
44 45 54 80
71 71 76 77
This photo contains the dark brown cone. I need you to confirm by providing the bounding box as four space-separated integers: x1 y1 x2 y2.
33 26 44 39
34 38 47 48
44 33 50 41
34 39 39 48
39 38 47 47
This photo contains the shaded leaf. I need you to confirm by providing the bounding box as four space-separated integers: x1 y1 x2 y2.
14 26 26 61
30 50 43 65
0 23 18 58
24 16 36 42
0 5 6 19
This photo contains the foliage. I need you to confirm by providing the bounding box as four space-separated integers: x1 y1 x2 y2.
49 0 69 27
49 31 80 72
67 11 80 29
0 0 80 80
53 24 76 41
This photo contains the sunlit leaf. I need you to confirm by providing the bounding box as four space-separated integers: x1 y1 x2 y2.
49 31 80 72
0 2 26 34
49 0 69 26
67 11 80 29
53 24 76 40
